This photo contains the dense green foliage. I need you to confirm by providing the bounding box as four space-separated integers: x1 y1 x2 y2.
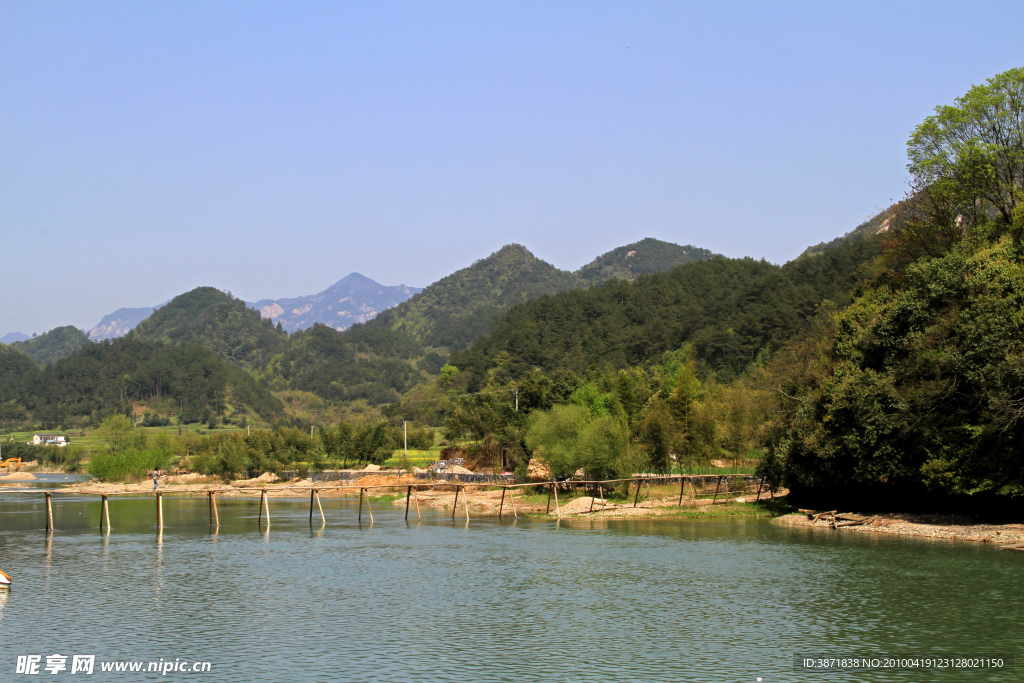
261 323 423 405
10 326 91 365
576 238 716 285
0 337 281 425
453 237 880 388
775 67 1024 512
782 235 1024 506
367 244 579 350
130 287 287 369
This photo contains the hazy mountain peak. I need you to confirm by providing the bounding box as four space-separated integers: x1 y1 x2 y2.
247 273 421 333
0 331 30 344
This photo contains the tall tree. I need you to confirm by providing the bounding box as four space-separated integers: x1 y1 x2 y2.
907 67 1023 226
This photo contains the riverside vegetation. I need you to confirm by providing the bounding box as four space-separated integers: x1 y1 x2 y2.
2 68 1022 517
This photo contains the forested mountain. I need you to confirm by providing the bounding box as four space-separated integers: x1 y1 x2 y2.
129 287 287 369
10 326 92 365
89 306 159 341
367 244 579 350
452 236 880 388
249 273 421 333
576 238 716 285
798 205 895 259
0 337 282 424
261 323 424 405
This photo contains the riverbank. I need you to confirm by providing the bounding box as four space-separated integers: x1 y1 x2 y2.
776 511 1024 550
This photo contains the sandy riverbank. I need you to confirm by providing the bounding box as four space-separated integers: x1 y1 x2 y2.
776 511 1024 550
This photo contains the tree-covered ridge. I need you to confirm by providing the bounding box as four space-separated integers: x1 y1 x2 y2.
367 244 579 350
0 336 282 425
261 323 424 405
129 287 287 369
10 326 92 365
453 235 880 389
575 238 717 285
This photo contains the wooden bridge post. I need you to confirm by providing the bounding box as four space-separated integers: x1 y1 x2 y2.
463 486 470 521
405 486 412 520
414 487 421 520
314 489 324 524
678 477 686 506
452 486 460 519
358 488 364 522
498 487 506 519
45 491 53 531
712 476 723 504
633 479 642 507
552 482 560 517
209 491 219 526
545 483 553 514
510 487 517 519
100 495 111 531
258 489 269 526
365 490 374 523
755 477 764 502
310 489 315 523
156 492 164 529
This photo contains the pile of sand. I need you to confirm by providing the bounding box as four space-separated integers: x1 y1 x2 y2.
164 472 215 484
351 473 415 488
362 464 381 472
0 471 36 480
231 472 280 487
555 496 612 515
449 465 473 474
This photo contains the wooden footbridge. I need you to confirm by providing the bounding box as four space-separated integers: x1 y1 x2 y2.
8 474 764 533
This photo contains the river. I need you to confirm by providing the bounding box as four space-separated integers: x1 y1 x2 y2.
0 493 1019 682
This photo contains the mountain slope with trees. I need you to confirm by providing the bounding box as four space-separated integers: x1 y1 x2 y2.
452 235 880 389
129 287 287 369
575 238 717 285
1 336 282 425
366 244 579 350
10 326 92 365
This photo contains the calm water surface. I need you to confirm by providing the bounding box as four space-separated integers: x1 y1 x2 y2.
0 494 1020 682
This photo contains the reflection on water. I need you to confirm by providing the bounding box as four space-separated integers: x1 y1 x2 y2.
0 494 1020 682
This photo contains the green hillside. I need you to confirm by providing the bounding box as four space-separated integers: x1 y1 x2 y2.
366 244 579 350
576 238 717 285
10 326 91 364
129 287 287 369
452 235 880 388
1 336 282 425
261 323 424 405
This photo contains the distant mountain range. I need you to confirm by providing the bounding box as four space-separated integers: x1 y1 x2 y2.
0 331 30 344
89 306 164 341
4 238 719 370
249 273 422 334
81 273 421 342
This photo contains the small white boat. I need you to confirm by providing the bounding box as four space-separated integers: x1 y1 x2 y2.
0 570 10 588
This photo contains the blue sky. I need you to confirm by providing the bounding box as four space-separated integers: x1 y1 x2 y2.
2 1 1022 337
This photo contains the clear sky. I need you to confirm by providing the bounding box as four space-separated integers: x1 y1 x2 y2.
2 1 1022 337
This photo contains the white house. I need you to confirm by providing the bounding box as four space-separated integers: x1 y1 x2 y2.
29 434 68 447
